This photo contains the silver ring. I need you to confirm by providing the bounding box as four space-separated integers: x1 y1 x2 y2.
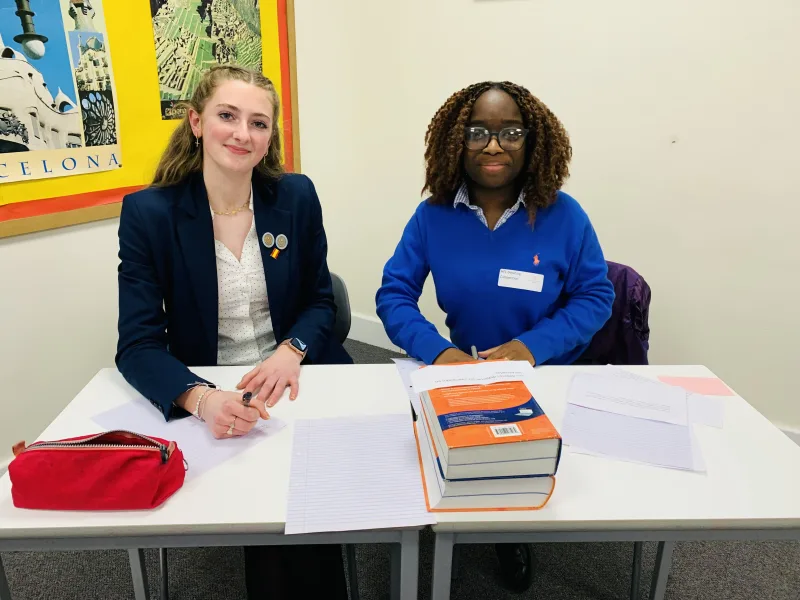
227 417 237 436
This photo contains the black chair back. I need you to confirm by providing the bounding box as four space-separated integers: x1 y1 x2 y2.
330 272 351 344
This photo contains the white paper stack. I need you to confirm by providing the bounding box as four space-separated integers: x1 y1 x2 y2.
562 369 722 472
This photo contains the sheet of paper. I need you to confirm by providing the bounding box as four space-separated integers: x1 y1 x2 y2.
561 404 698 471
410 360 535 393
602 366 657 384
600 368 724 428
285 414 434 534
568 419 707 472
568 436 707 472
658 376 734 396
568 372 688 426
392 358 424 415
690 428 707 472
688 394 725 428
93 402 286 481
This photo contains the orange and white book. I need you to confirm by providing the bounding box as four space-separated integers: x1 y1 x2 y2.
420 380 561 480
414 410 555 511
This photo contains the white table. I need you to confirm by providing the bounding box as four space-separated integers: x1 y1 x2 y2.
430 365 800 600
0 365 423 600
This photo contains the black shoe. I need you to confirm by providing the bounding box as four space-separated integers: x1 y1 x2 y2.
495 543 534 593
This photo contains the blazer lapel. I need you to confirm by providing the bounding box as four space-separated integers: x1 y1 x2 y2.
175 174 218 357
253 180 292 341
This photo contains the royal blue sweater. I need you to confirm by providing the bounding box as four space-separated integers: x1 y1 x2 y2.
376 192 615 365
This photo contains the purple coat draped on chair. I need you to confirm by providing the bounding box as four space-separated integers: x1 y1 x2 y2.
577 261 651 365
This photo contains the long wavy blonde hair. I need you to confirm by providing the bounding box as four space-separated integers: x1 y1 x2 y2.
152 65 284 186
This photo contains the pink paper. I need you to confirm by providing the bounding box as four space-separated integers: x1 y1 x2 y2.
658 376 734 396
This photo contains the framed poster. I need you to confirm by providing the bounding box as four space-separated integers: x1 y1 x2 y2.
150 0 264 120
0 0 299 238
0 0 121 184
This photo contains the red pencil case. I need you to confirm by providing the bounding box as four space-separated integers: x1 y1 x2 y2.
8 430 185 510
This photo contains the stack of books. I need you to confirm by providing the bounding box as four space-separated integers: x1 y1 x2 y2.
416 379 562 511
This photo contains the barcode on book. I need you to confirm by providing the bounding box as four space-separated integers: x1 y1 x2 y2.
490 424 522 438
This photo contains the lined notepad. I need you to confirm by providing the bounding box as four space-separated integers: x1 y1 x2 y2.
285 414 434 535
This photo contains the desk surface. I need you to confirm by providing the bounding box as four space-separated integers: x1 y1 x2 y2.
2 364 799 540
0 365 412 540
432 365 800 533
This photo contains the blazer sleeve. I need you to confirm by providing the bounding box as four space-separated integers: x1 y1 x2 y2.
375 205 455 364
283 176 336 362
115 194 211 420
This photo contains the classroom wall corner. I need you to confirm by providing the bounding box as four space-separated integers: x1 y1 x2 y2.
780 426 800 448
349 313 403 353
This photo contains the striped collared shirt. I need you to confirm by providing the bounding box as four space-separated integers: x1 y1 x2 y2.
452 183 526 231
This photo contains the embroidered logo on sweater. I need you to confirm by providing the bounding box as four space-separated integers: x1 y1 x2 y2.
533 254 540 267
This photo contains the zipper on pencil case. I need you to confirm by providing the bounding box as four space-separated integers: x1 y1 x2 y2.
17 431 171 463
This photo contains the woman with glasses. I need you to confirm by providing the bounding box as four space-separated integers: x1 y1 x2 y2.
375 81 614 591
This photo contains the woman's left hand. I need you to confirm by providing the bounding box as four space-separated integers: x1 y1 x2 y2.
478 340 536 366
237 345 302 407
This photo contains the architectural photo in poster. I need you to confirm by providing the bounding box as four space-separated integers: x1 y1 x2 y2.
150 0 263 120
0 0 121 184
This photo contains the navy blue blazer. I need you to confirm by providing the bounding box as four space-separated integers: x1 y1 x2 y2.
116 171 351 419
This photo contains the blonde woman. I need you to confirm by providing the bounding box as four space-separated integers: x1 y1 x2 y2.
116 65 350 599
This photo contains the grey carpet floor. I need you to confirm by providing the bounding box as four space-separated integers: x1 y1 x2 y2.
2 340 798 600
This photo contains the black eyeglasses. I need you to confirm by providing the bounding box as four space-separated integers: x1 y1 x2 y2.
464 126 529 151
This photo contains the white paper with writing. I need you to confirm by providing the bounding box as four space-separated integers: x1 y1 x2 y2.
410 361 535 393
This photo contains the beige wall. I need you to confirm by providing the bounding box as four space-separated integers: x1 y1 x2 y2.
1 0 798 461
294 0 800 427
0 220 119 462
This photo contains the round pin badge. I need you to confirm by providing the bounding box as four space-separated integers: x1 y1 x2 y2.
262 232 275 248
276 234 288 250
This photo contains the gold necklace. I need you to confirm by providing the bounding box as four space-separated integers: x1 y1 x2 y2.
211 197 250 217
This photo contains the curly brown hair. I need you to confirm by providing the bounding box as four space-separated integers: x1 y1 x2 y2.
423 81 572 222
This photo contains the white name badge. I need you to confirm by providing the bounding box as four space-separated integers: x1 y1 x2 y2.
498 269 544 292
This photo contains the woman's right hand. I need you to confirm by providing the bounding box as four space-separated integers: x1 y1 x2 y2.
433 348 478 365
200 390 269 439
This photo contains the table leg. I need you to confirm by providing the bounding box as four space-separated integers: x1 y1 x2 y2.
345 544 360 600
128 548 150 600
630 542 643 600
399 530 419 600
390 543 400 600
451 544 460 580
159 548 169 600
649 541 674 600
431 532 454 600
0 554 11 600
